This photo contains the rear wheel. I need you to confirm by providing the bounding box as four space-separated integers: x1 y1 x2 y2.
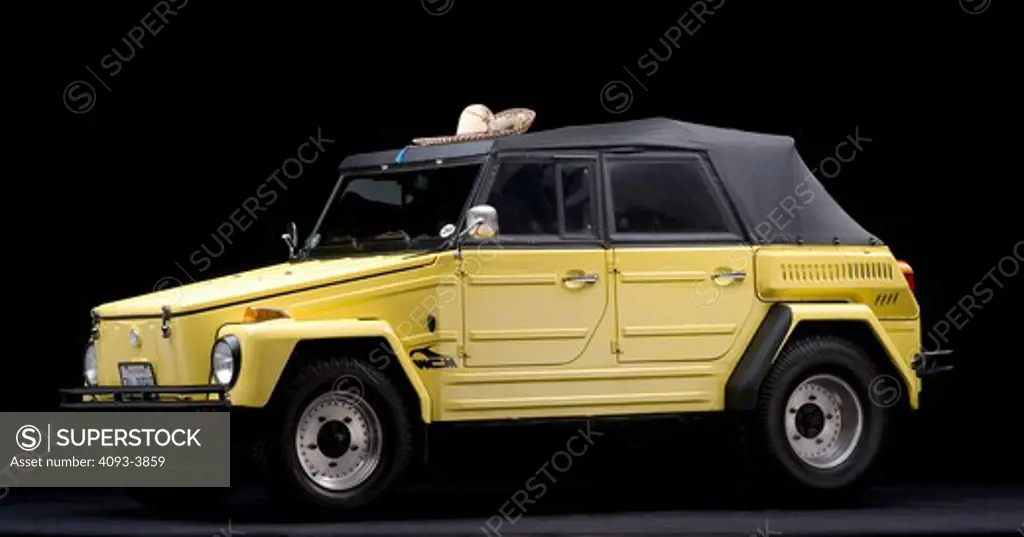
747 336 892 495
784 373 864 470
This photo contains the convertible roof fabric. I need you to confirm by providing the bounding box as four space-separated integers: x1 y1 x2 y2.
496 117 876 246
340 117 876 246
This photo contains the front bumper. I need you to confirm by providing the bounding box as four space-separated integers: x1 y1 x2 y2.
59 385 229 410
912 349 954 377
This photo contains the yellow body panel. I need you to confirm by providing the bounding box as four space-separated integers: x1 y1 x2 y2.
784 303 921 409
613 247 758 363
461 249 610 368
756 246 920 320
93 253 462 421
89 240 922 422
218 319 433 422
439 246 768 421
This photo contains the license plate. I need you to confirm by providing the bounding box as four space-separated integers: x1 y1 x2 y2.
119 363 155 386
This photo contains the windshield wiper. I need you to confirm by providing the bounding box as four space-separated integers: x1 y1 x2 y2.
363 230 413 247
295 233 320 260
308 234 363 252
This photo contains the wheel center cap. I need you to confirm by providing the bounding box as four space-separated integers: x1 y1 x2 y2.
795 403 825 438
316 420 352 458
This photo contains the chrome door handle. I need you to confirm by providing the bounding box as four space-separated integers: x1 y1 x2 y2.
712 270 747 282
562 273 599 284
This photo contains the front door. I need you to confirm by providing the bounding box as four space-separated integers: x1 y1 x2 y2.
604 152 760 406
460 155 609 369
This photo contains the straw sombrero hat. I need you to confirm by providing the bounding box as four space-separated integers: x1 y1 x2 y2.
412 105 536 146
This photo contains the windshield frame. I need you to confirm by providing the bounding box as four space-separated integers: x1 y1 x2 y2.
303 155 491 257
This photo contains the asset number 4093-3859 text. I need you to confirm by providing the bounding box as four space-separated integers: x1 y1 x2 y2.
98 455 166 468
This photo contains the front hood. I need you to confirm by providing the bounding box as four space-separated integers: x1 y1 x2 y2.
94 253 437 318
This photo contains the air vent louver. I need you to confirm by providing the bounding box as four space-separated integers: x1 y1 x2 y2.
781 262 894 284
874 292 900 307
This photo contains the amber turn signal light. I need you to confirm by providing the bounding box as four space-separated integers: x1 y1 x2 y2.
243 307 290 323
897 260 915 293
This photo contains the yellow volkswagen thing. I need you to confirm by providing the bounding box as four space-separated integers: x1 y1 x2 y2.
64 118 950 510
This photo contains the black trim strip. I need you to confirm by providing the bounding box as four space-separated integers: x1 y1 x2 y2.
59 385 229 409
61 385 226 396
60 401 228 410
97 261 432 320
724 304 793 411
339 142 494 170
464 238 608 250
609 233 746 245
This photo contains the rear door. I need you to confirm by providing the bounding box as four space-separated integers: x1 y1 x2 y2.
605 152 759 380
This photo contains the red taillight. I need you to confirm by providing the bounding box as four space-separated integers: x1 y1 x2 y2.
898 260 915 292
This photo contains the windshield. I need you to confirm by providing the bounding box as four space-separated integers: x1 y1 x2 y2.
306 163 480 254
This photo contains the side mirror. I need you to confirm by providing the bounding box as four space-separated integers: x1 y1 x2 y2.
465 205 498 240
282 221 298 258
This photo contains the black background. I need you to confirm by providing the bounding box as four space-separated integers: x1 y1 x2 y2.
28 0 1019 481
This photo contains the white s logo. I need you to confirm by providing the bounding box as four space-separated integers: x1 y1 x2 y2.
16 425 42 451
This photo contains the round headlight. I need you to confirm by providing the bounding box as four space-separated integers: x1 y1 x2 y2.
84 344 98 386
211 336 240 386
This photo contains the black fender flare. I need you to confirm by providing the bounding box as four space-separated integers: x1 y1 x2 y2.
724 303 793 411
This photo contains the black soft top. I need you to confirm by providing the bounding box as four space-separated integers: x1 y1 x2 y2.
340 117 876 246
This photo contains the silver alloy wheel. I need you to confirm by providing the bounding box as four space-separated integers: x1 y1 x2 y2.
784 373 864 469
295 391 383 491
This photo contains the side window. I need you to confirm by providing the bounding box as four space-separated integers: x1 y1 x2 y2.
607 157 731 234
485 159 597 237
486 161 559 235
560 162 594 235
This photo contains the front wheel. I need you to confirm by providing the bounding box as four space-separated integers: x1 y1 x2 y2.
266 357 414 511
747 336 892 494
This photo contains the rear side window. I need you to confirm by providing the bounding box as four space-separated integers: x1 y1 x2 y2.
607 157 732 235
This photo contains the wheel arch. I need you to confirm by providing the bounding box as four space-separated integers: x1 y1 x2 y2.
271 337 427 425
725 303 919 411
220 319 432 423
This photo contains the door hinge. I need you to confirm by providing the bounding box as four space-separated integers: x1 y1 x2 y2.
610 340 622 355
457 344 469 360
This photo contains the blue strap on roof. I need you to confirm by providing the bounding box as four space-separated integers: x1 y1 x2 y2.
394 146 410 163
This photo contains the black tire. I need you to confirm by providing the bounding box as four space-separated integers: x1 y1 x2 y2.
265 357 415 511
745 336 892 496
127 487 230 515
